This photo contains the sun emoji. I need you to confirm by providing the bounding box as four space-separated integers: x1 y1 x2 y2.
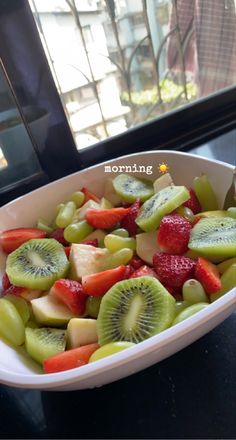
158 162 169 174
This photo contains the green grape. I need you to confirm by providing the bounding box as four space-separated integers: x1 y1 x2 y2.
176 206 194 222
227 207 236 219
105 248 134 269
182 279 209 304
70 191 85 208
193 174 218 211
64 220 93 243
56 201 76 228
0 298 25 346
172 303 209 326
56 203 64 214
111 228 129 237
36 218 53 234
210 263 236 302
85 296 102 318
104 234 136 253
175 300 189 316
4 294 30 325
89 341 136 362
217 257 236 274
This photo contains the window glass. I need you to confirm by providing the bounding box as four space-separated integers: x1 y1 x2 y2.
29 0 236 151
0 62 42 194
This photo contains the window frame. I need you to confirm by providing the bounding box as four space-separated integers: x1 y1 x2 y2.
0 0 235 206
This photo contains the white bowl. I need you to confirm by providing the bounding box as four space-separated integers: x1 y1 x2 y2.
0 151 235 391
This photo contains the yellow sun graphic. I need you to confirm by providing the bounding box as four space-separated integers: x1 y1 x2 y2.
158 162 169 174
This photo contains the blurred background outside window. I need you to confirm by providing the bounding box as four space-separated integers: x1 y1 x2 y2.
28 0 236 150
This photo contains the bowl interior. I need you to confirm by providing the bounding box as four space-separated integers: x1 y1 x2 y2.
0 151 234 383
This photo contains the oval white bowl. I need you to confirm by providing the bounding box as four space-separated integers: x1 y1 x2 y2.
0 150 235 391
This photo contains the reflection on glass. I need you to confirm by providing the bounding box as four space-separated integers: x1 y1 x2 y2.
0 62 42 193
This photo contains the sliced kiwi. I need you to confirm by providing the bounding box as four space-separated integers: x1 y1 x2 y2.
189 217 236 259
97 276 176 345
6 239 69 290
136 185 190 231
113 174 154 203
25 327 66 365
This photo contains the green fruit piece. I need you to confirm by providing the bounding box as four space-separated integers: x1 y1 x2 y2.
113 174 154 203
4 294 30 325
227 207 236 219
193 174 218 211
172 303 209 325
64 221 93 243
6 239 69 290
70 191 85 208
31 295 77 326
85 296 102 318
176 206 194 222
0 298 25 346
188 217 236 259
100 197 114 209
136 186 190 232
153 173 174 193
111 228 129 238
36 218 53 234
175 301 190 316
104 234 136 253
89 341 135 363
217 257 236 274
56 201 76 228
67 318 98 348
199 210 234 218
182 279 209 304
136 231 161 265
26 320 39 329
104 248 133 269
210 263 236 302
25 327 66 365
97 276 176 345
223 169 236 210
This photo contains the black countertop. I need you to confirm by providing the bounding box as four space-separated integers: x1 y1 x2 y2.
0 130 236 440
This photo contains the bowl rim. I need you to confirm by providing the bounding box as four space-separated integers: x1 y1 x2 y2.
0 150 235 388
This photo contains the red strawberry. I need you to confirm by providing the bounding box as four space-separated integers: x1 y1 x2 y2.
130 265 158 279
82 239 98 247
2 284 30 297
164 285 183 301
86 207 130 229
50 228 69 246
50 279 87 315
195 257 222 294
153 252 196 289
0 228 47 254
120 199 141 236
183 188 201 214
81 187 100 204
82 265 127 297
157 214 192 254
124 264 135 278
2 272 11 291
129 255 146 270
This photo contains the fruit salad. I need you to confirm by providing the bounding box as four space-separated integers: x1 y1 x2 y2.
0 174 236 374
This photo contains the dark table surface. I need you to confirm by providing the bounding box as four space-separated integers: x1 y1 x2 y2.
0 129 236 440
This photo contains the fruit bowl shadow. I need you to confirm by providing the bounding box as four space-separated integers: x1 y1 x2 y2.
0 151 235 390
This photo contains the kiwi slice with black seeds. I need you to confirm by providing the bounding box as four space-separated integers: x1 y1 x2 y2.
113 174 154 203
97 276 175 346
6 238 69 290
188 217 236 259
25 327 66 365
136 185 190 231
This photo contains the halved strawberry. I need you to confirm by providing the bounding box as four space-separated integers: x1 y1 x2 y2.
82 239 98 247
50 279 87 315
195 257 222 294
86 207 130 229
120 199 141 236
129 255 146 270
50 228 69 246
81 187 100 204
130 265 158 279
157 214 192 254
183 188 202 214
153 252 196 289
2 272 11 291
0 228 47 254
82 265 127 296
